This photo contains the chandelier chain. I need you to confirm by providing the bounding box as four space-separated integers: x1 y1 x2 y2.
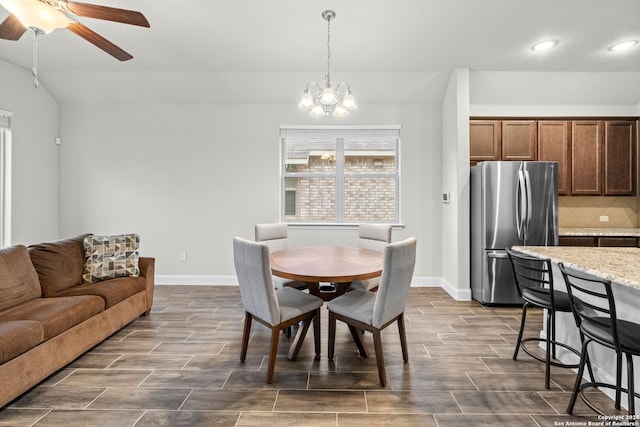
326 14 331 87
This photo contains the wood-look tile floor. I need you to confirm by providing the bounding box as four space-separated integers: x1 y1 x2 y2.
0 286 629 426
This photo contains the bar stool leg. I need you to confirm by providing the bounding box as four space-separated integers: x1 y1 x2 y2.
627 353 635 416
567 339 590 414
551 309 557 359
513 302 529 360
545 308 552 389
616 352 623 410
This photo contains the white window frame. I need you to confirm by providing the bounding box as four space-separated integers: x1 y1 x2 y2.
0 110 11 247
279 125 401 226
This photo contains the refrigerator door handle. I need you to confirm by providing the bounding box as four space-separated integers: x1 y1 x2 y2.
516 170 526 239
487 251 509 259
524 170 533 241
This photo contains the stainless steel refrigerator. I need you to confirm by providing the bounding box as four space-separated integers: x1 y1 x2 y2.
470 161 558 305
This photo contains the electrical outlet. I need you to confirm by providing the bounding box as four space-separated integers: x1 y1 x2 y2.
179 251 187 262
599 215 609 222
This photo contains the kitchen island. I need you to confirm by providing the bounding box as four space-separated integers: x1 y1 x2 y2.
512 245 640 409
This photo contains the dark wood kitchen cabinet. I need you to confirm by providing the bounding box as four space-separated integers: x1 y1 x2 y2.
501 120 537 161
571 121 604 195
471 118 637 196
538 121 571 195
559 235 639 247
604 120 637 196
470 120 501 165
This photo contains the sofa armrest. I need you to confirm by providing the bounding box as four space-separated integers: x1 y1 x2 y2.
138 257 155 315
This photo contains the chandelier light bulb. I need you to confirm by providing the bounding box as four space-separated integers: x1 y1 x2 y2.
298 91 314 109
320 87 338 105
342 92 357 110
333 103 348 117
309 103 325 117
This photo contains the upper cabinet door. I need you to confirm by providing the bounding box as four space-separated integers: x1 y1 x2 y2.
604 120 637 196
470 120 501 164
571 121 604 195
538 121 571 195
501 120 537 161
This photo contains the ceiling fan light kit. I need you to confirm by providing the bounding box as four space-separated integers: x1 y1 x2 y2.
299 10 357 117
0 0 150 86
0 0 69 33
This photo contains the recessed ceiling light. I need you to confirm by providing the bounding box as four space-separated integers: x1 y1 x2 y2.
532 40 558 51
609 40 638 51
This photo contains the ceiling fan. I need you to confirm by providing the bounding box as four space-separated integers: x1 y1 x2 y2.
0 0 150 61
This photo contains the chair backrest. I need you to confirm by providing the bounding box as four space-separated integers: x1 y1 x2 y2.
558 262 620 351
255 223 289 252
372 237 417 328
233 237 280 325
358 223 392 252
506 247 555 304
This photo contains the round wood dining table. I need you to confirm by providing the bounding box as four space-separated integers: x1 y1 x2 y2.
270 246 384 301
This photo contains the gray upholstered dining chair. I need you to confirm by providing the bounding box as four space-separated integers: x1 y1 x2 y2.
327 237 417 386
255 222 307 291
349 223 392 291
233 237 323 383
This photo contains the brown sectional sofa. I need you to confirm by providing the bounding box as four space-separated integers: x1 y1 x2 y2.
0 234 154 407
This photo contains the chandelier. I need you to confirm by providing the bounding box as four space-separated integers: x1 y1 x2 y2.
298 10 357 117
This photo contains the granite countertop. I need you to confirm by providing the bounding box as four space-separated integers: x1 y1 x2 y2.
559 227 640 237
513 246 640 290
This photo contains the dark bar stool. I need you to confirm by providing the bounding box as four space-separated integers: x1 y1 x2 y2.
559 263 640 416
506 248 583 389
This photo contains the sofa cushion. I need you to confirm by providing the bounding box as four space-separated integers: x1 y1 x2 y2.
52 276 146 309
0 296 104 340
0 245 42 312
0 320 44 364
28 234 91 297
82 234 140 284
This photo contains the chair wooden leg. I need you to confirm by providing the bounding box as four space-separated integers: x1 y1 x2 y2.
397 314 409 363
240 312 252 362
288 314 313 361
372 328 386 387
348 325 368 358
513 303 528 360
267 327 280 384
313 308 321 357
328 311 336 361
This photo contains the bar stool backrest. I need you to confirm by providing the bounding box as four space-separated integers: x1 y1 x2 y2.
506 248 555 307
558 263 620 353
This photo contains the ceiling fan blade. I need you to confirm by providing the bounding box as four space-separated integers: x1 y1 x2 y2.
0 14 27 41
66 1 150 27
67 22 133 61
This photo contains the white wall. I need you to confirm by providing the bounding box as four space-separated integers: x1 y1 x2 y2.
58 103 442 283
441 68 471 300
0 59 59 245
470 71 640 116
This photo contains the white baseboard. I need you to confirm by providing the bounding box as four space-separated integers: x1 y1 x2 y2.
155 275 473 301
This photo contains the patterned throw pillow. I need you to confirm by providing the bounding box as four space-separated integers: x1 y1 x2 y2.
82 234 140 283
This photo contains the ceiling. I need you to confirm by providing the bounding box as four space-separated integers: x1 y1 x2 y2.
1 0 639 104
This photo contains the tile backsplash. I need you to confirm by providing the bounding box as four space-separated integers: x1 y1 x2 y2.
558 196 638 228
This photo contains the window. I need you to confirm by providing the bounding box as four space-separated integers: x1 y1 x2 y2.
0 111 10 247
280 125 400 224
